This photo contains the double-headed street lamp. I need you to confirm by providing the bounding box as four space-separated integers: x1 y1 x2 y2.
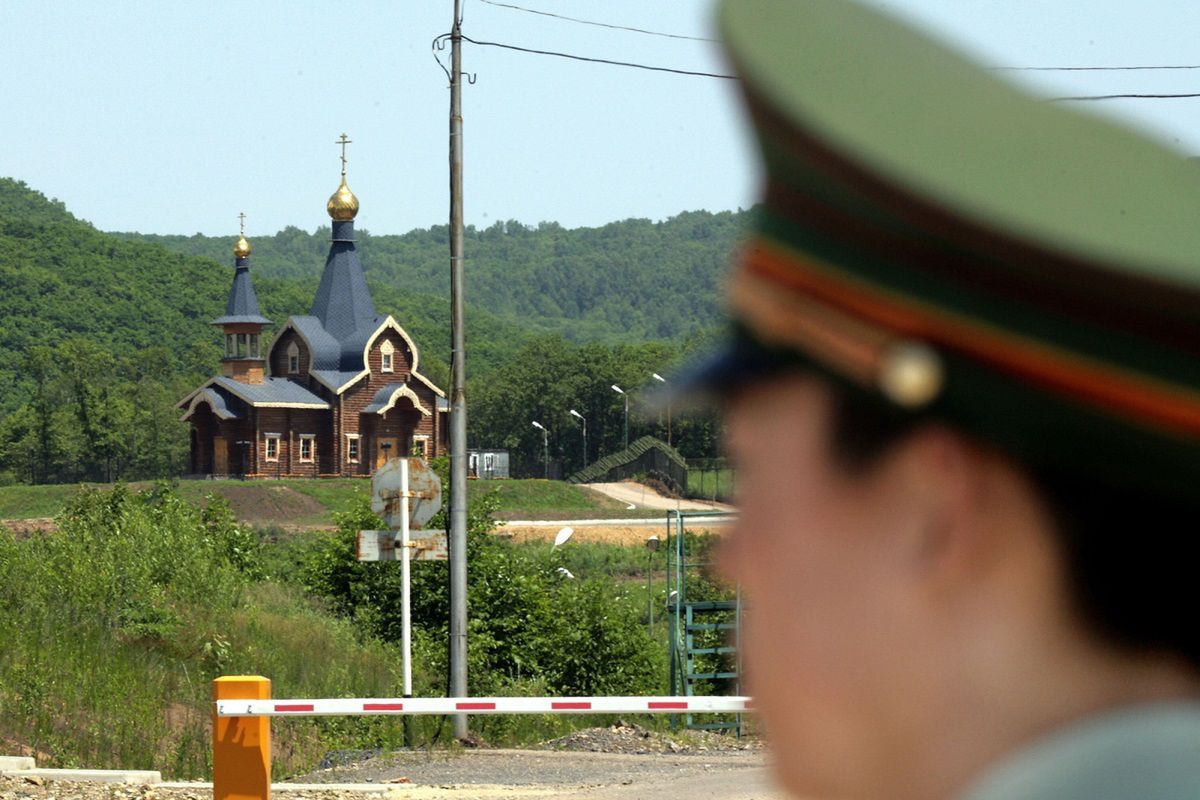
531 420 549 478
611 384 628 449
569 409 587 470
651 372 671 447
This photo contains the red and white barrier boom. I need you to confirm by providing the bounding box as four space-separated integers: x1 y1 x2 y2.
216 694 752 717
211 676 752 800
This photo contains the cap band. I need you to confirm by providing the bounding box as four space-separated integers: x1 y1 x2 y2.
733 237 1200 439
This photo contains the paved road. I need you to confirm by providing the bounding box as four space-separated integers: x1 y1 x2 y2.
587 482 735 513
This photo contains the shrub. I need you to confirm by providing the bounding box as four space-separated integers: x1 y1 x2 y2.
301 491 664 701
0 483 405 778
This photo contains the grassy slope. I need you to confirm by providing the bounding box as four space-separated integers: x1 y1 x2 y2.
0 478 653 524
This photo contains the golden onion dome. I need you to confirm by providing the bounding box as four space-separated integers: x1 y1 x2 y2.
233 234 252 259
327 175 360 221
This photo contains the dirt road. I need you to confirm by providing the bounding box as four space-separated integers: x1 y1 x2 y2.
586 482 734 513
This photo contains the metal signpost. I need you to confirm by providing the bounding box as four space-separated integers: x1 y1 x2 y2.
358 457 444 701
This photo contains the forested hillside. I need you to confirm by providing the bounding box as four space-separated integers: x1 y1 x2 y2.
0 177 738 484
117 209 747 343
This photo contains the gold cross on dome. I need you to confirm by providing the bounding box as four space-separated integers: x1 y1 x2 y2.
238 212 246 236
336 133 352 175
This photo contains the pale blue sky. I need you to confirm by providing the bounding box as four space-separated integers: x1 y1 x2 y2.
3 1 1200 237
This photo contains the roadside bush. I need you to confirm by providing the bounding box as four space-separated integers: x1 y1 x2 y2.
0 483 406 778
300 492 664 702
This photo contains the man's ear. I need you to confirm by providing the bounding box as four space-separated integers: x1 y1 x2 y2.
886 424 990 585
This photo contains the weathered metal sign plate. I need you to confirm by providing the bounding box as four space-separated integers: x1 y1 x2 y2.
409 529 448 561
370 457 443 530
357 530 396 562
356 529 449 562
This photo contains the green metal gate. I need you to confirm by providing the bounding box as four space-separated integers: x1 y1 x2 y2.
666 509 743 734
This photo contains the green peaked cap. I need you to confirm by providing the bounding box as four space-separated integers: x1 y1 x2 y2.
722 0 1200 281
683 0 1200 501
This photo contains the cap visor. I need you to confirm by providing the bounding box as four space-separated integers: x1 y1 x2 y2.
658 331 801 409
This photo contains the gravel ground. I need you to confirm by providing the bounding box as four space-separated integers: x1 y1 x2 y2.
0 777 351 800
286 724 765 791
289 748 766 787
2 727 773 800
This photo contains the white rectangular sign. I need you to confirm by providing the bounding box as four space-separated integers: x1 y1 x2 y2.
357 530 448 562
357 530 396 562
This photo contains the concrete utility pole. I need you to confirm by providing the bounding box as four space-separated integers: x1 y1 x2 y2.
448 0 469 740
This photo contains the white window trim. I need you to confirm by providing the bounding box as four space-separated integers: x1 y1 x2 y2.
380 340 395 373
299 433 316 463
287 341 300 374
346 433 361 464
264 433 282 463
412 434 430 458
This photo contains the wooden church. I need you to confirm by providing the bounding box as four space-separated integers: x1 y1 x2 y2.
178 143 448 477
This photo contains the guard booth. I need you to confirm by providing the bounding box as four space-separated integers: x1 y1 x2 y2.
468 449 509 479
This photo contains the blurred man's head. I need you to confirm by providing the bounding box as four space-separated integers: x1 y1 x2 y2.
719 371 1199 799
682 1 1200 796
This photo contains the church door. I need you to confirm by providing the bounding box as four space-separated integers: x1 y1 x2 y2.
213 437 228 476
376 437 399 469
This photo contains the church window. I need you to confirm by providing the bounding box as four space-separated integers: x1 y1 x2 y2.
412 435 429 459
287 341 300 374
299 434 315 462
264 433 281 462
380 340 395 373
346 434 360 463
249 334 260 358
225 334 236 358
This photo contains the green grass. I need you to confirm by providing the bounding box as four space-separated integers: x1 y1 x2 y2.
0 486 412 779
0 482 94 519
686 468 735 502
278 477 369 508
0 478 654 525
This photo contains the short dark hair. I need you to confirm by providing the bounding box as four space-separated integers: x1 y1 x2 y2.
826 380 1200 671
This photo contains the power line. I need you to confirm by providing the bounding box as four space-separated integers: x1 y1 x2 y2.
996 64 1200 72
448 30 1200 95
459 34 738 79
1052 92 1200 101
476 0 718 43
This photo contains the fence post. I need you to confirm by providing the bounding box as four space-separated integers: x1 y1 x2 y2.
213 676 271 800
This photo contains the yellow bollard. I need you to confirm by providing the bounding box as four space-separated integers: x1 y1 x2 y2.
213 676 271 800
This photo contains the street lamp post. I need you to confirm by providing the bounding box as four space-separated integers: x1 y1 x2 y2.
611 384 628 450
569 409 587 471
531 421 549 478
651 373 670 447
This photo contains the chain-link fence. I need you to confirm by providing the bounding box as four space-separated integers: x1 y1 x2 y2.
684 458 734 502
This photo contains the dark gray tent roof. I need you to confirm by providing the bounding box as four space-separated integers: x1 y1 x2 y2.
213 259 271 326
309 220 377 342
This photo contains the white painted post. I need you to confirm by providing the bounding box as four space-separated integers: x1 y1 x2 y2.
400 457 413 697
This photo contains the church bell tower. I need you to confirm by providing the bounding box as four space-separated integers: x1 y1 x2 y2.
213 213 271 384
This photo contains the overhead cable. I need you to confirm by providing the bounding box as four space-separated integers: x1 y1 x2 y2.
1052 92 1200 101
996 64 1200 72
476 0 718 43
459 34 738 79
449 30 1200 95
